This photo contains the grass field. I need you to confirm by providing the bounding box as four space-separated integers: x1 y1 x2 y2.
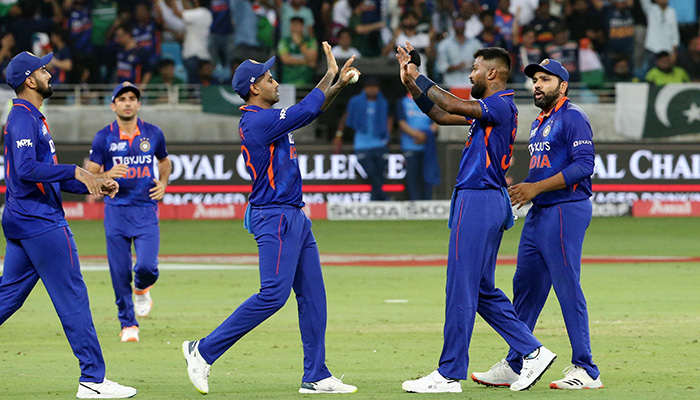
1 218 699 399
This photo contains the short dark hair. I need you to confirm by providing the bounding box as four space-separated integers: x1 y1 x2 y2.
290 16 305 25
158 58 175 69
473 47 512 74
656 51 670 60
337 28 352 38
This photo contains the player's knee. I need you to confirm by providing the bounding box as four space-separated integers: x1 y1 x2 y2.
257 288 290 310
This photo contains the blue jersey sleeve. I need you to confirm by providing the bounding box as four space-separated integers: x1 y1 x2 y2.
89 130 106 166
477 95 508 126
396 99 407 121
154 126 168 159
60 179 88 194
7 113 75 182
255 88 325 145
561 109 595 186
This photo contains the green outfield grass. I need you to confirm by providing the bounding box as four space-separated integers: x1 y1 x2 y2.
1 218 699 399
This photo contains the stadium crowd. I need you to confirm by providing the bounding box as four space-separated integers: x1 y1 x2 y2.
0 0 697 90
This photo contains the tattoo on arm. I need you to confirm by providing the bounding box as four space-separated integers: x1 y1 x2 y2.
426 85 483 119
315 71 335 97
321 82 344 111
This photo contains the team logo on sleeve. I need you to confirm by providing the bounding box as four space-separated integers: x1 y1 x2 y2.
139 138 151 152
41 124 48 136
16 139 33 148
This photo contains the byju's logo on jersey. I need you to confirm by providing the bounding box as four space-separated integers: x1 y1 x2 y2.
139 138 151 152
16 139 33 148
109 142 128 152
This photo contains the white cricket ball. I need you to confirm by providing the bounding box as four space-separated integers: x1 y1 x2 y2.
346 70 359 84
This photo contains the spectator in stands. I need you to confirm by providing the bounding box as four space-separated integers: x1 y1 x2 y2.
397 93 440 201
510 0 539 26
531 0 562 46
332 28 361 59
231 0 267 63
0 33 15 85
639 0 679 78
605 0 635 74
513 25 544 82
278 0 315 38
91 0 118 83
678 37 700 81
564 0 590 42
668 0 698 47
149 58 186 103
405 0 433 34
278 16 318 85
544 24 578 81
9 0 62 54
436 17 482 88
348 0 385 57
578 37 605 88
336 77 391 201
133 1 162 68
645 50 690 85
607 55 633 82
162 0 213 84
495 0 518 48
458 0 484 39
384 11 433 75
331 0 353 42
48 28 73 84
114 24 154 85
479 11 509 49
307 0 333 42
196 59 224 86
432 0 457 40
208 0 233 70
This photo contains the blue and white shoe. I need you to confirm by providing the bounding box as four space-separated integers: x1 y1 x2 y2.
299 376 357 394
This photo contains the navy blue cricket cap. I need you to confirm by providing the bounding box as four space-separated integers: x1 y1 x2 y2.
5 52 53 90
524 58 569 82
232 56 275 98
111 81 141 102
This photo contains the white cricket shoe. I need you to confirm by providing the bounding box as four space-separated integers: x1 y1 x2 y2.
134 287 153 318
76 379 137 399
183 340 211 394
471 359 519 387
510 346 557 391
119 326 139 342
550 365 603 389
402 370 462 393
299 376 357 394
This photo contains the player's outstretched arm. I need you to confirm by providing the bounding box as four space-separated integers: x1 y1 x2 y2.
74 166 102 196
98 178 120 199
86 161 128 179
396 43 470 126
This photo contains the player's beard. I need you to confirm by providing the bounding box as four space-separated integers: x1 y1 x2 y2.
36 79 53 99
534 84 560 110
471 79 487 99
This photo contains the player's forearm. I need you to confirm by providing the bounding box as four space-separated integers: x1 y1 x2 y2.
532 172 567 195
425 85 483 119
320 81 347 112
158 158 172 185
314 70 337 99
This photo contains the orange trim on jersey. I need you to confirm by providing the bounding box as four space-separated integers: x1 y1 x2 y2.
36 182 46 195
267 144 276 190
13 103 32 112
572 183 579 192
484 126 492 169
498 92 514 97
240 105 258 112
536 96 569 123
119 125 142 148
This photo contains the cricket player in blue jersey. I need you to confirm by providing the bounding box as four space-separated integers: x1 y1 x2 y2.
0 52 137 398
182 42 360 395
472 59 602 390
396 43 556 393
87 82 171 343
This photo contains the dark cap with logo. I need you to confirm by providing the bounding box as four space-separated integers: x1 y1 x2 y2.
524 58 569 82
6 52 54 90
111 82 141 102
232 56 276 98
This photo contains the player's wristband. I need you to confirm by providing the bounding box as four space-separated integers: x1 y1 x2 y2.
415 74 436 95
408 49 421 66
413 94 435 114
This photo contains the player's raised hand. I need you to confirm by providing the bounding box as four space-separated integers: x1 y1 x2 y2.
105 164 128 179
322 41 339 77
396 42 419 87
337 56 359 87
75 166 101 196
98 178 120 199
149 178 167 201
508 182 539 209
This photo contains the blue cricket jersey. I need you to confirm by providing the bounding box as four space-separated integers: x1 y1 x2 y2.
397 95 432 152
89 119 168 206
239 88 325 207
455 90 517 190
525 97 595 206
3 99 88 239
